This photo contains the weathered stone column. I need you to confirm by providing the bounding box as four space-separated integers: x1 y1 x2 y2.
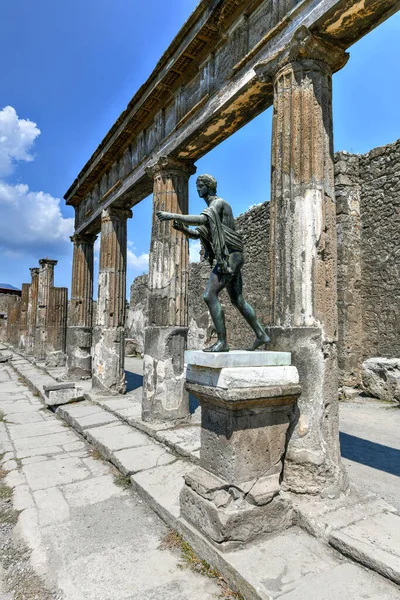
92 207 132 393
66 233 97 378
26 268 39 355
256 27 349 496
18 283 30 350
6 298 20 347
46 287 68 367
34 259 58 361
142 156 196 422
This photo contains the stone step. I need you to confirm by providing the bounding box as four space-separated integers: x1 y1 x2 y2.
329 511 400 585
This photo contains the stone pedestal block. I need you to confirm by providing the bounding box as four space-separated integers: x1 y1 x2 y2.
180 351 301 547
142 326 189 422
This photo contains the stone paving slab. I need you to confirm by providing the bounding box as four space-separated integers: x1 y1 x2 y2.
330 511 400 585
113 445 176 476
84 422 153 462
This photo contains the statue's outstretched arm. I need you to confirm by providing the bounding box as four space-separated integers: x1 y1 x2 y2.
157 211 207 226
172 221 200 239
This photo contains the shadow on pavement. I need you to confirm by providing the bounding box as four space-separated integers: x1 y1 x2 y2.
340 431 400 477
125 370 143 393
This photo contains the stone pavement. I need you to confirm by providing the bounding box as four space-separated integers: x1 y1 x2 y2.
0 361 221 600
1 347 400 599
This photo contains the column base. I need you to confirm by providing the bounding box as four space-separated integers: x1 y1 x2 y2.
92 326 126 394
180 466 293 549
266 326 348 498
66 326 92 379
142 326 188 422
45 351 66 368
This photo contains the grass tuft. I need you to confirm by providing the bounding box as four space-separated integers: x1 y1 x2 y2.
159 530 244 599
113 473 131 489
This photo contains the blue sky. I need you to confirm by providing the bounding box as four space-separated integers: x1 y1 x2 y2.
0 1 399 295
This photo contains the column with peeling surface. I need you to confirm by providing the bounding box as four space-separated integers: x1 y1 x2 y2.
142 156 196 422
66 233 97 378
92 207 131 393
26 268 39 355
256 27 349 496
34 259 58 361
18 283 30 350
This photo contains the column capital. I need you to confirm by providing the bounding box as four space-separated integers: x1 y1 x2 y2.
39 258 58 268
255 26 349 82
102 206 133 222
29 267 39 277
70 232 98 245
145 156 197 180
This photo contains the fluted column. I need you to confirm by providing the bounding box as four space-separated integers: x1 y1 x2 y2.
92 207 132 393
256 27 349 496
18 283 30 350
46 287 68 367
26 268 39 355
142 156 196 422
66 233 97 378
34 259 57 360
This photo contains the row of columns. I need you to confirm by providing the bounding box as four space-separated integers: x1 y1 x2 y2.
4 26 347 497
6 259 69 366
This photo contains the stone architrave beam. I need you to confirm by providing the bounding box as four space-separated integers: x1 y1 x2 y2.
142 156 196 422
18 283 30 351
92 207 132 393
66 233 97 378
34 259 58 361
26 268 39 355
256 27 348 497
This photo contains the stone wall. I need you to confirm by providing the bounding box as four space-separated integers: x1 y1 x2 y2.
359 142 400 359
127 140 400 382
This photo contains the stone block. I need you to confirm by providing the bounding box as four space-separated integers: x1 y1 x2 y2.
180 471 292 547
185 350 291 368
329 511 400 585
186 364 299 389
44 382 84 406
362 357 400 403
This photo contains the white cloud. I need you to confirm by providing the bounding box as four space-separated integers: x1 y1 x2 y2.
127 248 149 272
0 106 40 177
0 180 74 257
189 239 201 263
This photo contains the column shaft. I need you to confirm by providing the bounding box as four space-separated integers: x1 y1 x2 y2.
92 207 131 393
66 233 96 378
46 287 68 366
26 268 39 355
142 157 196 422
261 31 349 496
18 283 30 350
34 259 57 360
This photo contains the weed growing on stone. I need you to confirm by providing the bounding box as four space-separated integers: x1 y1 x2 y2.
113 473 131 489
159 530 244 599
0 411 5 422
89 448 103 461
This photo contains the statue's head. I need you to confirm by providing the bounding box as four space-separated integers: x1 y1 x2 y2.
196 174 217 198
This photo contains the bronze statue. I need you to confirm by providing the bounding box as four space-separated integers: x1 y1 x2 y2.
157 174 270 352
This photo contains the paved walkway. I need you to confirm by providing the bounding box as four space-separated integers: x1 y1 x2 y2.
0 362 221 600
1 349 399 599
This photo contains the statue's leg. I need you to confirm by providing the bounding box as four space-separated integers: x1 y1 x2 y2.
226 256 270 350
203 267 229 352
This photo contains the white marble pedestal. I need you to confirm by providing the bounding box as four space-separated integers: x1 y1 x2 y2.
180 350 301 548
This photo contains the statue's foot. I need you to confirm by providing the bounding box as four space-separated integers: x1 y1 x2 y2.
203 340 229 353
247 334 270 351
